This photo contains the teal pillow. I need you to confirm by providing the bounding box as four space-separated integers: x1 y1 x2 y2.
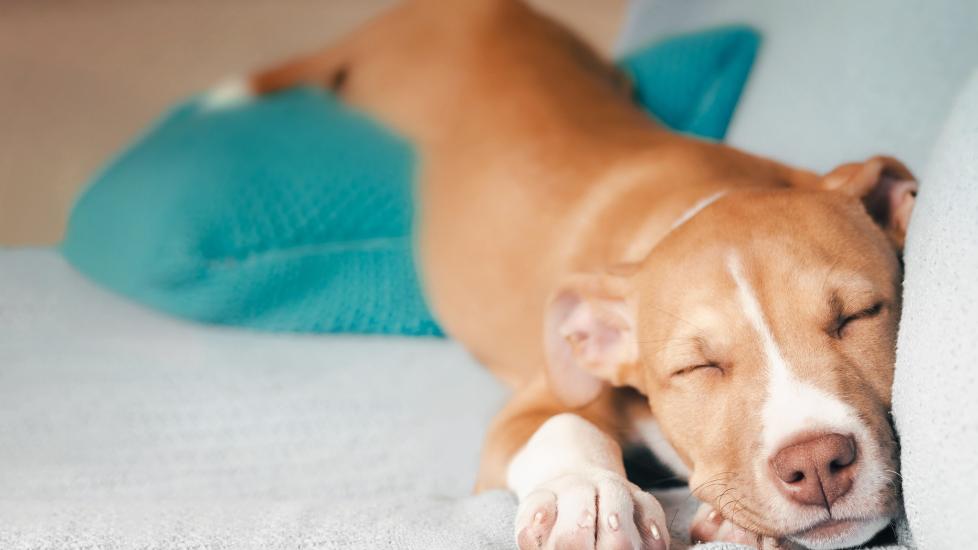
619 25 760 140
62 26 759 336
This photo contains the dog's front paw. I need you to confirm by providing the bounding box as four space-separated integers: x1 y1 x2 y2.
689 503 797 549
690 503 758 547
515 469 668 550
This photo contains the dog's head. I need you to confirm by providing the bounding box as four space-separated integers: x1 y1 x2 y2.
544 157 917 548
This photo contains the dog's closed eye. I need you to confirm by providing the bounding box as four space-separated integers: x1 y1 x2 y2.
671 362 724 377
831 301 884 339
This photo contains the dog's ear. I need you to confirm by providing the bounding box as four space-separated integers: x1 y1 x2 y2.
821 156 918 250
544 273 641 408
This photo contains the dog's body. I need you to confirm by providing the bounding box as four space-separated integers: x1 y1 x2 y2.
223 1 919 548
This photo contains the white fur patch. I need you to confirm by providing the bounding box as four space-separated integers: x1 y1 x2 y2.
621 189 728 263
506 413 624 499
669 190 728 231
200 77 252 111
726 251 889 543
725 252 858 452
507 414 668 549
795 516 891 550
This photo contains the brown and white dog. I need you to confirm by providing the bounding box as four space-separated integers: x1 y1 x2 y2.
208 1 918 548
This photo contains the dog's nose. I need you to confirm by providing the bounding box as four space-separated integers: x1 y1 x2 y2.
770 433 857 509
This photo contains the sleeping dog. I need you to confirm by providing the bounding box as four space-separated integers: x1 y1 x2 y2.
210 1 917 547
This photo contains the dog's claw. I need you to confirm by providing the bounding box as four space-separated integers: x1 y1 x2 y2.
514 471 668 550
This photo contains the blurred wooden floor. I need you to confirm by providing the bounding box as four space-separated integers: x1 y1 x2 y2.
0 0 626 245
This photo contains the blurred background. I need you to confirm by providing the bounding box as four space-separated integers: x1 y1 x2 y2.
0 0 625 246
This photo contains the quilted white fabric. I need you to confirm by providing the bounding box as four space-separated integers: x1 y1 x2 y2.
0 250 708 549
892 70 978 550
0 250 514 549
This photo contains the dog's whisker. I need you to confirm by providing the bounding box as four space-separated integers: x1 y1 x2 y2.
668 473 736 533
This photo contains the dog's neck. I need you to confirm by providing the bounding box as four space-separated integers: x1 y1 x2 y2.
620 189 730 264
557 170 744 275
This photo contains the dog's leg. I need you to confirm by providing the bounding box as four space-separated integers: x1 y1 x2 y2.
200 40 356 112
202 2 406 110
477 377 669 550
509 414 669 550
249 48 353 96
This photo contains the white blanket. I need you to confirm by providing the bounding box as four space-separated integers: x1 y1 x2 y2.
1 250 715 549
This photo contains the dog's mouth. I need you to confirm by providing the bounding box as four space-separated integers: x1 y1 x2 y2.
788 516 891 550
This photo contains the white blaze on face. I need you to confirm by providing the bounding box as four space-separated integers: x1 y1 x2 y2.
725 251 889 547
725 252 859 453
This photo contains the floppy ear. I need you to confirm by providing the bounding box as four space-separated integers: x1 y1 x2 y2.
821 156 918 249
543 274 641 408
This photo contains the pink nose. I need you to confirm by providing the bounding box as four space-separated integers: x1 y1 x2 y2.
770 433 858 509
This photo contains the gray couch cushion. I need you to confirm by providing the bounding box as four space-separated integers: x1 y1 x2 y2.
892 69 978 550
0 250 706 549
618 0 978 174
0 250 515 549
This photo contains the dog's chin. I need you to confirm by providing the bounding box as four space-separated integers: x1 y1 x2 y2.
788 516 891 550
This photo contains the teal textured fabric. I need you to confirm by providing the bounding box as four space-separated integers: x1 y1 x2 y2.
63 96 439 335
62 26 759 336
618 25 759 140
